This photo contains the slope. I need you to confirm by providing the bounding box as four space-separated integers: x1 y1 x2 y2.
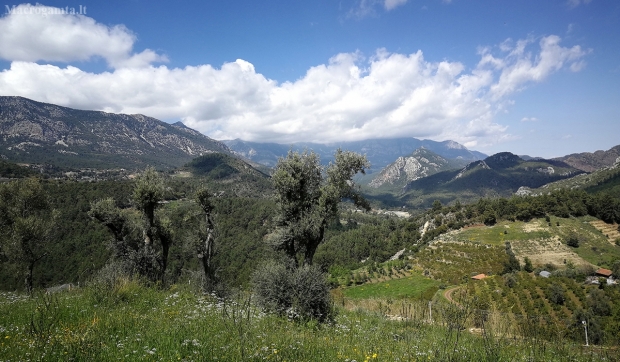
0 96 231 170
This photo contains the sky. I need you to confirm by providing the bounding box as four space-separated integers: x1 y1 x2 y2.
0 0 618 158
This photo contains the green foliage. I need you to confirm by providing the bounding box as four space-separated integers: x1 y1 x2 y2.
612 260 620 277
186 186 217 290
3 286 616 361
342 274 440 300
565 233 580 248
523 257 534 273
0 159 36 178
0 178 57 292
504 273 517 288
587 289 612 317
315 217 417 271
546 283 565 305
270 149 369 266
502 243 521 275
185 153 239 178
252 261 332 321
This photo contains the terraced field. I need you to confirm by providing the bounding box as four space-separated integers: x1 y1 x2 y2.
590 220 620 245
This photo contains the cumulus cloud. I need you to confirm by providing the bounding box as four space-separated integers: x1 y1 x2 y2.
0 3 166 68
482 35 589 99
0 6 589 148
520 117 538 122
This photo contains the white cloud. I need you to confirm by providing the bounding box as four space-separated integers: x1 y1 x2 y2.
0 4 166 68
384 0 408 11
486 35 589 99
0 7 589 148
347 0 379 19
348 0 411 19
567 0 592 8
520 117 538 122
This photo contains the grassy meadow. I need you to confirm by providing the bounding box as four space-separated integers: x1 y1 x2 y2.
1 281 616 362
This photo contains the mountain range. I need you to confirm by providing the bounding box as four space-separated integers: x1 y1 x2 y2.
372 152 586 209
2 96 619 212
553 145 620 172
223 137 486 172
0 96 231 169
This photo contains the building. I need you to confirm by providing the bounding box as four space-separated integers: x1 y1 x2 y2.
596 268 613 278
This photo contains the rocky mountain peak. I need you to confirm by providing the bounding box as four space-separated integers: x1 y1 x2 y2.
369 148 466 189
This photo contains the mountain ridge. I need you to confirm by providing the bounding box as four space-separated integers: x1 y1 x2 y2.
223 137 487 171
367 148 468 189
393 152 585 209
0 96 231 169
553 145 620 172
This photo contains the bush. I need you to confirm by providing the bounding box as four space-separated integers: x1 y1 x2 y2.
252 261 333 322
547 283 565 305
565 233 581 248
504 273 517 288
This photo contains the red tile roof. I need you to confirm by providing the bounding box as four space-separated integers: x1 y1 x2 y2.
596 268 612 277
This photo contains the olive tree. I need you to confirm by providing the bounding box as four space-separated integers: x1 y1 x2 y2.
183 186 217 289
88 197 134 260
90 167 172 283
254 149 368 321
270 149 370 266
0 178 57 293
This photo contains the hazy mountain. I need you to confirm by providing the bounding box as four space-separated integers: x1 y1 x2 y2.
553 145 620 172
367 148 468 190
0 96 231 169
223 137 486 171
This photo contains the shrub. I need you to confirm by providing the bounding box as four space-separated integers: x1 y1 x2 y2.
523 257 534 273
565 233 580 248
252 261 333 322
547 283 565 305
504 273 517 288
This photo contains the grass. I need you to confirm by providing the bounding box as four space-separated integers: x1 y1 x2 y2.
457 220 552 245
342 274 440 300
448 217 620 269
1 282 616 361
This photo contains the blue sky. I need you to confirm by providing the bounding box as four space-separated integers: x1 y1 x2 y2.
0 0 618 158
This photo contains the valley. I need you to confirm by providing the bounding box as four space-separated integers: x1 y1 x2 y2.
1 98 619 359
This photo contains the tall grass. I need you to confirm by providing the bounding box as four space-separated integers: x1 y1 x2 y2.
0 282 615 361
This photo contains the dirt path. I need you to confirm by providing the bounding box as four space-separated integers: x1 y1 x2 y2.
443 286 461 305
